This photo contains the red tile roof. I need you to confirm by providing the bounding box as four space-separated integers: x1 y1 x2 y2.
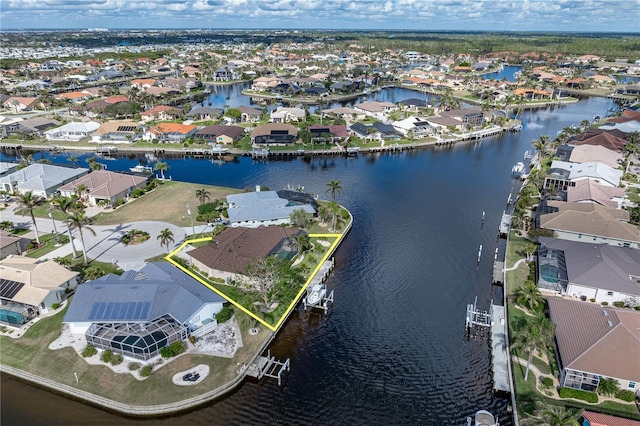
583 411 640 426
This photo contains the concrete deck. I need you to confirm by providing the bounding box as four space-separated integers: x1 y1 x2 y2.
490 304 511 393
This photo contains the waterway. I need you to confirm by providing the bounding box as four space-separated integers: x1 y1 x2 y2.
482 65 522 82
0 95 616 426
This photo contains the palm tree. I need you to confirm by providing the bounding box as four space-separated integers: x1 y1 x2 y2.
290 233 309 256
328 201 342 232
515 281 544 311
521 402 582 426
66 211 96 266
597 377 620 397
195 188 211 205
68 156 79 167
157 228 175 253
325 180 343 200
51 195 80 258
154 161 169 180
75 183 88 200
17 191 45 244
532 134 551 157
511 315 556 381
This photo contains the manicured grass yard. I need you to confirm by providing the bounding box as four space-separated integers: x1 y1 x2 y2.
25 233 70 259
91 181 242 227
0 302 272 406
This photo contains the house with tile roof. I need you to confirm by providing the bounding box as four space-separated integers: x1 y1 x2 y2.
90 120 141 143
237 106 263 123
581 411 640 426
548 297 640 395
566 180 625 209
63 262 226 361
143 122 197 143
0 163 89 197
194 125 245 145
250 123 297 145
1 117 60 138
537 237 640 303
140 105 181 122
0 231 30 260
570 131 628 152
3 97 41 112
58 170 148 207
188 226 302 283
539 201 640 249
226 189 316 228
0 255 79 325
568 145 622 168
269 106 306 123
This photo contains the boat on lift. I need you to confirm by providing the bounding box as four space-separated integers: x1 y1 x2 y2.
305 284 326 307
466 410 499 426
511 162 525 178
129 164 153 174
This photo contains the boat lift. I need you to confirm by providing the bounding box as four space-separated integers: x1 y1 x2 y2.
243 350 290 386
465 296 493 339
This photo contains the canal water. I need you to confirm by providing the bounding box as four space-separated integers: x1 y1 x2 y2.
0 95 616 426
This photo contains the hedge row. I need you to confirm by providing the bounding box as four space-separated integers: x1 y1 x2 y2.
558 387 599 403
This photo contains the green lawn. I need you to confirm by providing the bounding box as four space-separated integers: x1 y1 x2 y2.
627 187 640 203
12 205 66 221
25 233 70 259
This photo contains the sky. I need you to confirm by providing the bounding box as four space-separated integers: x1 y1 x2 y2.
1 0 639 32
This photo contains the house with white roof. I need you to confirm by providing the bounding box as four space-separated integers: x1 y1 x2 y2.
392 116 435 137
0 163 89 197
269 106 306 123
0 255 79 326
44 121 100 141
226 188 316 228
63 263 226 361
546 160 623 190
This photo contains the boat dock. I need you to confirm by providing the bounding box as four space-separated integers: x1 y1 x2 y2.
498 212 511 238
490 304 510 394
492 261 504 286
244 350 290 386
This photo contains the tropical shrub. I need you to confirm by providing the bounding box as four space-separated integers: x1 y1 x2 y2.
84 267 105 281
169 341 185 356
558 387 598 403
189 335 197 345
601 301 609 306
140 365 152 377
130 188 145 198
128 362 141 371
111 354 123 366
216 306 232 323
81 345 97 358
101 350 113 363
159 346 174 358
51 303 60 310
541 377 554 388
615 389 636 402
612 301 625 308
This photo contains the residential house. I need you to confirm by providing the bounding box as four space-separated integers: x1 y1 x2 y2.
144 123 197 143
104 95 129 104
307 124 348 143
251 76 281 91
0 163 89 197
537 237 640 304
581 411 640 426
269 106 306 123
545 160 623 190
211 68 236 81
187 107 224 121
354 101 397 119
1 117 60 138
3 97 41 112
58 170 148 207
568 145 622 168
424 116 464 132
0 231 30 260
547 297 640 395
157 78 201 91
194 125 245 145
392 117 435 138
566 179 625 209
44 121 100 141
439 108 484 129
0 255 79 325
570 131 628 152
539 201 640 248
130 78 156 89
349 122 378 140
55 91 92 103
189 226 303 283
321 107 366 121
237 106 263 123
140 105 181 123
62 262 226 361
225 188 316 228
91 120 141 144
251 123 298 145
0 162 18 177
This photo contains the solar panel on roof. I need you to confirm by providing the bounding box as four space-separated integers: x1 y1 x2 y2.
116 126 136 132
139 302 150 319
125 302 136 319
0 279 25 300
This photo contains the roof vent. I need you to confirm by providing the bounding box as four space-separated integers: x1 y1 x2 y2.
607 320 612 327
603 310 608 316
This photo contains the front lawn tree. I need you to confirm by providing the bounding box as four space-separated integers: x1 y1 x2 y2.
154 161 169 180
289 208 313 229
195 188 211 205
512 315 556 381
241 256 286 307
157 228 175 253
515 280 544 311
325 179 342 200
18 191 45 245
51 195 80 258
67 210 96 266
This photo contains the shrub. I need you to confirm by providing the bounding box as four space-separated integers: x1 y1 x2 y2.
51 303 60 310
541 377 554 388
128 362 141 371
84 267 105 281
615 389 636 402
101 350 113 363
130 188 145 198
558 387 599 403
216 306 232 323
169 341 185 356
81 345 97 358
111 354 123 366
159 346 174 358
612 301 625 308
601 301 609 306
189 335 197 345
589 298 596 303
140 365 152 377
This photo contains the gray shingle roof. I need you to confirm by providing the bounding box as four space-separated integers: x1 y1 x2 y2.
226 191 315 224
63 263 225 324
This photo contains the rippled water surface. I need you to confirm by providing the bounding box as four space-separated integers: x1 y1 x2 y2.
0 96 616 426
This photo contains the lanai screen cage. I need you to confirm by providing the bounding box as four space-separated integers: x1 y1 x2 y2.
85 314 188 361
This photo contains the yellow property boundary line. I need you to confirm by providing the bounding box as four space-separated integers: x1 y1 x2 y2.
165 233 342 332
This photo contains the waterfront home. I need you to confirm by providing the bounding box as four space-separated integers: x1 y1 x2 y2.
250 123 297 145
269 106 306 123
2 97 41 112
157 77 201 91
545 160 622 190
1 117 60 138
307 124 349 143
439 107 484 130
354 101 397 119
194 125 245 145
0 161 18 176
140 105 181 122
0 255 78 326
566 179 625 209
349 122 379 141
581 411 640 426
537 237 640 304
62 263 226 361
392 117 435 138
188 226 303 283
44 121 100 141
143 122 197 143
424 115 464 132
321 107 366 120
570 131 628 153
547 297 640 395
599 118 640 135
145 86 181 98
55 91 92 103
568 145 622 168
187 107 224 121
0 163 89 197
225 188 316 228
91 120 141 143
130 78 156 89
539 201 640 249
0 231 30 260
58 170 148 207
237 106 263 123
251 76 281 91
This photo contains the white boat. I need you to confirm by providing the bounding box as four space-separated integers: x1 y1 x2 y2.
305 284 326 307
466 410 498 426
129 164 153 173
511 162 525 178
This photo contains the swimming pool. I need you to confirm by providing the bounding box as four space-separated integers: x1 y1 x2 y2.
540 264 560 284
0 309 24 325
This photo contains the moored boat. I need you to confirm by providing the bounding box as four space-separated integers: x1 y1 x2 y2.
511 162 525 178
129 164 153 173
305 284 326 307
466 410 498 426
